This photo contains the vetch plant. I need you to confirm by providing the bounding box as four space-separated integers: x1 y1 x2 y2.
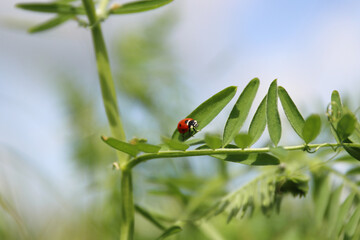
15 0 360 239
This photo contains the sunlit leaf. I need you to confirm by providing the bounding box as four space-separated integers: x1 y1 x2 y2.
278 86 305 139
135 142 161 153
223 78 259 146
248 95 267 146
157 225 182 240
234 133 252 149
172 86 237 141
16 2 84 14
302 114 321 144
28 14 73 33
101 136 138 157
337 113 356 141
162 137 189 151
185 138 205 146
205 134 222 149
267 80 281 146
331 90 343 121
110 0 173 14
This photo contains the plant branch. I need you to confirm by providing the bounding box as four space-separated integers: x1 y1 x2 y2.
81 1 133 240
81 0 126 154
124 143 360 170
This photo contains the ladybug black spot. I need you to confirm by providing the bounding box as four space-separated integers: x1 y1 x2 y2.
179 124 182 127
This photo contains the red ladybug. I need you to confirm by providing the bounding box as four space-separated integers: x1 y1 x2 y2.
177 118 199 137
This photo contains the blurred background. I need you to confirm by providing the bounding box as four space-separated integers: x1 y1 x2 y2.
1 0 360 239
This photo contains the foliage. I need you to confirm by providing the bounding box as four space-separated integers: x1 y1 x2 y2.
8 0 360 239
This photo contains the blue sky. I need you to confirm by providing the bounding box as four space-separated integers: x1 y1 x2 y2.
1 0 360 216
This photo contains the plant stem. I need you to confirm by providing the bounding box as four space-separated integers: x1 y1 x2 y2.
81 0 126 148
81 1 134 239
125 143 360 169
120 169 134 240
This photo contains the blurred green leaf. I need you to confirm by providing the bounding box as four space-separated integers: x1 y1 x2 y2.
267 80 281 146
162 137 189 151
16 2 84 14
234 133 252 149
110 0 173 14
222 78 259 146
331 90 343 120
313 175 331 227
135 205 166 230
302 114 321 144
28 14 73 33
337 113 356 141
346 166 360 175
276 173 309 197
343 139 360 161
101 136 139 157
157 225 182 240
205 134 222 150
334 192 355 236
212 152 280 166
172 86 237 141
185 138 205 146
248 95 267 146
278 86 305 139
344 203 360 237
134 142 161 153
326 185 343 233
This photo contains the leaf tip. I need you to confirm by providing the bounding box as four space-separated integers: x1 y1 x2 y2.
101 136 108 141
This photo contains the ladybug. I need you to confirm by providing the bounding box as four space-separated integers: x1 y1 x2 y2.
177 118 199 138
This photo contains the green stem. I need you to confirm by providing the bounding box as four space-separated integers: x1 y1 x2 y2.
120 170 134 240
81 1 133 239
125 143 360 170
81 0 126 148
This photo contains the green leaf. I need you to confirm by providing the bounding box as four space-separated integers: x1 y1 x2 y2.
267 80 281 146
346 166 360 175
162 137 189 151
302 114 321 144
276 173 309 197
204 134 222 149
222 78 259 146
185 138 205 146
172 86 237 141
344 203 360 237
337 113 356 141
314 176 331 227
101 136 139 157
248 95 267 145
157 225 182 240
343 138 360 161
334 192 355 236
278 86 305 138
326 185 343 234
28 15 73 33
110 0 173 14
16 2 84 14
135 142 161 153
135 205 166 230
234 133 252 149
212 153 280 166
331 90 343 120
